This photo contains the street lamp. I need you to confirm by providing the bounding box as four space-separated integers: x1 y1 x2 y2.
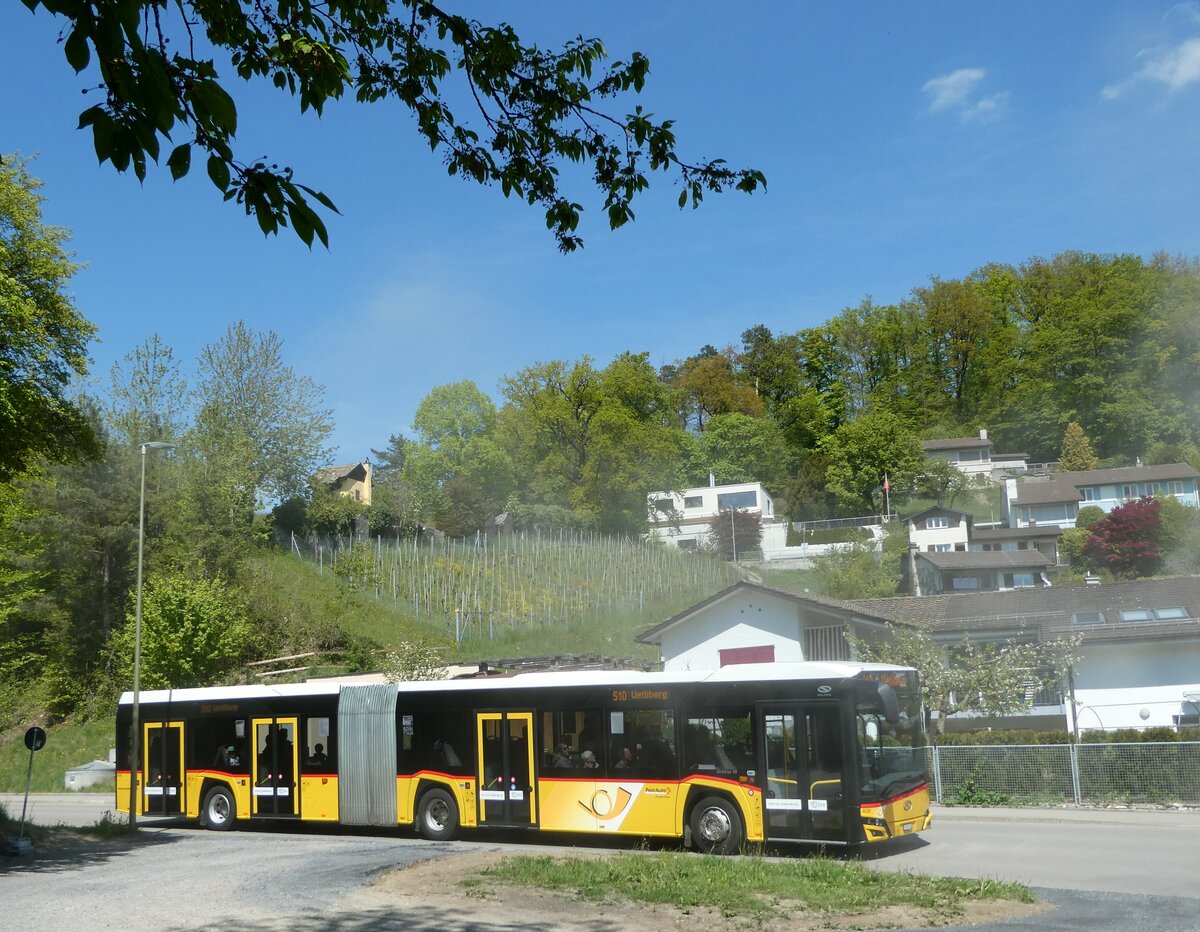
128 441 174 830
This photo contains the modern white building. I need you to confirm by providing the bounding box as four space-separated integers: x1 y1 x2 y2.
647 480 787 552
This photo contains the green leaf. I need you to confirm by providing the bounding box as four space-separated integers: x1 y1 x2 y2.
64 28 91 72
206 155 231 192
167 144 191 181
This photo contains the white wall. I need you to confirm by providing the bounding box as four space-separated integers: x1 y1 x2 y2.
1069 639 1200 731
659 590 804 671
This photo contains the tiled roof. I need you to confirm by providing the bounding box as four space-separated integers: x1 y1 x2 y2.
922 437 991 451
634 580 895 644
1011 463 1200 506
971 526 1063 540
901 506 972 523
916 550 1053 570
852 576 1200 643
314 462 366 483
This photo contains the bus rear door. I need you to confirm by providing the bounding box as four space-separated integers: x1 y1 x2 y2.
757 703 849 844
251 717 299 817
475 711 537 828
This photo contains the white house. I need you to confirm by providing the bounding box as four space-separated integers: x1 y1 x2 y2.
647 480 787 552
635 582 891 672
905 506 971 553
638 577 1200 733
922 431 995 477
1002 463 1200 529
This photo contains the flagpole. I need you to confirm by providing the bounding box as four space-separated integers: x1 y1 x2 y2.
884 473 891 520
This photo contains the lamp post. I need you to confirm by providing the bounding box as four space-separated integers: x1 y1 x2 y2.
128 441 174 830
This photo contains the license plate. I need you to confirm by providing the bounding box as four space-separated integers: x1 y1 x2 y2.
902 823 913 833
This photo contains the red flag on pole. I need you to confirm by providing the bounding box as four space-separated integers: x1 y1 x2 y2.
883 473 890 492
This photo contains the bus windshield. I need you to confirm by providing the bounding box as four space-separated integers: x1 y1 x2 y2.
857 689 927 803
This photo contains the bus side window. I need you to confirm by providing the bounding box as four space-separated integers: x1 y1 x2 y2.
302 717 333 772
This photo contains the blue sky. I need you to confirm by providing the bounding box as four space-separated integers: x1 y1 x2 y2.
5 2 1200 460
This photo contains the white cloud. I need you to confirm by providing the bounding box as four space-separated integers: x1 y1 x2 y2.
922 68 1009 123
1103 36 1200 100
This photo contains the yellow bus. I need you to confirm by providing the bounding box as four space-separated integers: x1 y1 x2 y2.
116 661 931 852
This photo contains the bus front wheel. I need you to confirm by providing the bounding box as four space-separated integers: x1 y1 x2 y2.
202 786 237 832
417 788 459 841
690 796 743 855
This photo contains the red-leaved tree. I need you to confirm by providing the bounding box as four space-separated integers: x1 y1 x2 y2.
1083 496 1162 578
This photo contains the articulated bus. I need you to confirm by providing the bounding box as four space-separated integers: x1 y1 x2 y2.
116 661 932 852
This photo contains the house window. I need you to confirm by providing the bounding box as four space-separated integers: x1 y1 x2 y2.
925 516 949 529
1081 488 1099 502
802 626 850 662
951 576 979 590
1118 610 1152 622
683 495 703 509
928 543 953 552
719 645 775 666
1167 481 1185 495
1003 573 1035 588
717 490 757 510
677 539 697 552
1071 611 1104 626
1153 607 1189 620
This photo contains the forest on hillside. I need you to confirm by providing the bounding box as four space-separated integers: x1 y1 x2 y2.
5 157 1200 730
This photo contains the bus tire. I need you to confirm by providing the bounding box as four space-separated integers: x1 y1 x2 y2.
417 788 459 841
689 796 743 855
202 786 237 832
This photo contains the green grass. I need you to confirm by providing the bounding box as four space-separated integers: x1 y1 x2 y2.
0 717 115 794
475 852 1033 923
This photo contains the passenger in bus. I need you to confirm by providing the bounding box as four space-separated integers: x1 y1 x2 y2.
580 749 599 769
308 743 327 766
613 746 635 769
553 743 573 768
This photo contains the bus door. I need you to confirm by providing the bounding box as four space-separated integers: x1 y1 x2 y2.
251 717 299 817
475 711 537 828
757 703 848 843
143 721 184 815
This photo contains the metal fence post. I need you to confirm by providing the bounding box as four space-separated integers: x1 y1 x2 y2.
1069 742 1082 806
932 744 943 803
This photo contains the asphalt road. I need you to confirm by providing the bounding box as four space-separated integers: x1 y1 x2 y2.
3 796 1199 930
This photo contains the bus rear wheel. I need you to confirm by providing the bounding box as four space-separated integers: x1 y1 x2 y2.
690 796 743 855
202 786 236 832
417 788 459 841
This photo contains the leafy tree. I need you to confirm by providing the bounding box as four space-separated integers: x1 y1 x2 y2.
1075 505 1105 529
808 523 904 599
1058 421 1099 471
383 641 448 682
784 451 837 522
1157 495 1200 575
500 353 687 534
852 625 1081 739
705 508 761 561
110 572 253 689
820 411 925 513
694 413 793 489
0 155 100 481
914 457 968 509
668 346 762 431
191 321 333 509
24 1 764 249
105 335 190 449
306 481 367 538
403 380 513 531
1083 496 1162 578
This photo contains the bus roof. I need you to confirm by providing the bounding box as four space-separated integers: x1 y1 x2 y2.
117 661 914 705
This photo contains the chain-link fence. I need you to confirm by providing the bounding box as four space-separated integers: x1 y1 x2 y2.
926 742 1200 806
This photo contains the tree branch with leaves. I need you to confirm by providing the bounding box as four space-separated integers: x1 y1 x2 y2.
22 0 765 250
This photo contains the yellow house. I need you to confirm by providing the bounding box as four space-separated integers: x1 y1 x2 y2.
313 461 373 506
